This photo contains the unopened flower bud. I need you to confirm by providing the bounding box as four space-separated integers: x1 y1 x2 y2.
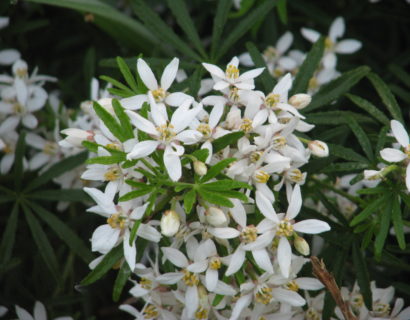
60 128 93 148
364 169 382 181
294 236 310 256
308 140 329 157
206 207 227 227
194 160 207 176
160 210 180 237
289 94 311 109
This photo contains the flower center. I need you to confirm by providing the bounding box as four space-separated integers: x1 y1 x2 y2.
240 118 253 133
288 169 304 183
263 46 277 60
151 88 166 102
15 68 28 78
255 286 273 305
2 143 13 154
209 257 221 270
107 213 127 229
372 302 390 317
265 93 280 108
143 304 159 319
284 280 299 292
272 135 287 149
104 167 121 181
13 103 25 114
276 219 294 237
273 69 284 77
306 308 320 320
226 64 239 80
43 142 58 155
325 37 334 51
106 143 121 151
250 151 263 163
197 123 212 137
156 123 176 141
195 307 208 320
253 170 270 183
183 269 199 286
140 277 152 290
240 226 258 243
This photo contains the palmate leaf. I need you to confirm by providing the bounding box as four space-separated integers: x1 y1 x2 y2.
352 241 372 309
245 42 275 91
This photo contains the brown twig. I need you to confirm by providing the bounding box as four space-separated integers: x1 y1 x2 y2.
310 256 357 320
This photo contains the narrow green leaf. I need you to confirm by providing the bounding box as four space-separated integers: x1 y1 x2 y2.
346 115 373 161
129 219 142 245
125 179 152 189
306 111 375 126
367 72 403 122
107 87 134 98
81 245 123 285
346 94 390 126
392 196 406 250
112 99 134 140
212 131 245 153
375 196 393 258
211 0 232 59
361 224 375 250
290 37 325 95
166 0 206 58
23 203 60 280
322 162 369 173
202 180 252 191
352 241 372 309
93 101 125 142
245 42 275 91
350 195 387 226
100 75 135 96
113 262 131 302
356 187 387 195
29 202 93 263
305 66 371 112
14 131 26 191
0 203 19 265
216 0 277 60
217 190 248 202
200 158 237 183
116 57 139 93
315 190 348 226
188 66 203 97
184 189 196 213
28 189 90 202
132 0 202 61
82 140 99 153
328 143 368 163
197 189 234 208
212 294 224 307
376 126 389 153
119 188 153 202
388 64 410 88
192 149 210 163
25 151 88 192
276 0 287 24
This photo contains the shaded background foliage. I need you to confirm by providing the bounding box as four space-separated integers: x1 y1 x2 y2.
0 0 410 319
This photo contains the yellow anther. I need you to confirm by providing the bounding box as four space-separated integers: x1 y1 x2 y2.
288 169 304 183
309 77 319 90
107 213 126 229
104 167 121 181
2 143 13 154
226 64 239 80
276 219 294 237
139 277 152 290
254 170 270 183
278 117 291 124
106 143 121 151
325 37 334 50
15 68 27 78
284 280 299 292
272 135 286 149
273 69 284 78
143 304 159 319
265 93 280 108
43 142 58 155
229 87 240 102
183 269 199 286
195 307 208 320
250 151 263 163
197 123 212 137
151 88 167 102
306 308 320 320
255 286 273 305
263 46 277 60
13 103 24 114
240 118 253 133
240 226 258 244
209 257 221 270
372 302 390 317
156 123 176 141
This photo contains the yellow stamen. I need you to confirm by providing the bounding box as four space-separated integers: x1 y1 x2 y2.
240 118 253 133
306 308 320 320
240 226 258 243
151 88 167 102
143 304 159 319
325 37 334 50
43 142 58 155
195 307 208 320
107 213 126 229
183 269 199 286
140 277 152 290
255 286 273 305
250 151 263 163
156 123 176 141
265 93 280 108
226 64 239 80
276 219 294 237
284 280 299 292
209 257 221 270
104 167 121 181
197 123 212 137
272 135 286 149
254 170 270 184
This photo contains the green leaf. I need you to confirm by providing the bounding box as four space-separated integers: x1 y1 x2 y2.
125 179 151 189
14 131 26 191
200 158 237 183
392 196 406 250
192 149 210 163
166 0 206 58
212 131 245 153
352 241 372 309
211 0 232 59
388 64 410 88
129 219 142 245
188 66 203 97
113 262 131 302
276 0 287 24
356 187 387 195
202 180 252 191
28 189 90 202
350 195 387 226
361 224 375 250
328 143 368 163
184 189 196 213
346 115 373 161
116 57 139 93
375 195 393 258
86 154 126 165
197 189 234 208
100 75 135 96
216 0 277 60
132 0 202 61
25 151 88 192
93 101 125 142
81 245 123 285
82 140 99 153
367 72 403 122
119 188 154 202
29 202 93 263
290 37 325 95
322 162 369 173
376 126 389 153
245 42 275 91
212 294 224 307
0 203 19 266
111 99 135 141
306 111 375 126
305 66 371 112
23 203 60 280
217 190 248 202
346 94 390 126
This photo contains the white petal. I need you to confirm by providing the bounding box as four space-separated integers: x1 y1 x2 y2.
160 57 179 91
34 301 47 320
22 114 38 129
26 133 46 150
123 232 136 271
205 268 219 291
278 237 292 278
164 146 182 181
391 120 409 147
126 140 159 160
256 191 279 222
136 223 161 242
406 164 410 193
119 304 140 317
172 102 202 133
335 39 362 54
286 184 302 220
273 73 292 99
165 92 192 106
225 247 245 276
242 231 275 251
301 28 320 43
278 56 297 70
230 199 247 228
238 67 264 81
208 227 240 239
120 95 147 110
209 103 224 128
272 288 306 307
329 17 345 41
129 284 149 297
15 305 34 320
213 80 230 91
230 294 252 320
187 260 208 273
161 247 188 268
293 219 331 234
91 225 120 253
202 63 225 79
195 239 217 260
277 32 293 54
29 153 49 171
15 78 28 106
185 285 199 318
295 277 324 290
156 272 184 284
323 52 337 69
0 49 20 65
380 148 406 162
125 110 157 135
137 58 158 90
252 249 273 273
175 130 202 145
83 187 116 214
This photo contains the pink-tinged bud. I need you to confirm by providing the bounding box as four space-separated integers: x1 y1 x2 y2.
308 140 329 157
289 94 311 109
206 207 227 227
60 128 93 148
294 236 310 256
160 210 180 237
194 160 207 176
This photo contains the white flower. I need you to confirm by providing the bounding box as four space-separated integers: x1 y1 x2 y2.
160 210 181 237
15 301 73 320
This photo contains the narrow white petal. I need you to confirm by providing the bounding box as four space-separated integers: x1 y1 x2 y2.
272 288 306 307
242 231 275 251
286 184 302 220
156 272 184 284
202 63 225 79
160 57 179 91
137 58 158 90
329 17 345 41
230 199 247 228
187 260 208 273
119 304 140 317
26 133 46 149
172 103 202 133
15 305 34 320
136 223 161 242
256 191 279 222
213 80 230 91
195 239 217 260
120 95 147 110
277 31 293 54
164 146 182 181
278 237 292 278
205 268 219 291
185 286 199 318
273 73 292 99
148 92 167 126
230 294 252 320
83 187 116 214
380 148 406 162
335 39 362 54
295 277 324 290
91 225 120 253
208 227 240 239
34 301 47 320
175 130 202 145
238 67 264 81
126 140 159 160
209 103 224 128
22 114 38 129
406 164 410 193
391 120 409 147
123 231 136 271
161 247 188 268
301 28 320 43
165 92 192 106
293 219 331 234
225 247 245 276
252 249 274 273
